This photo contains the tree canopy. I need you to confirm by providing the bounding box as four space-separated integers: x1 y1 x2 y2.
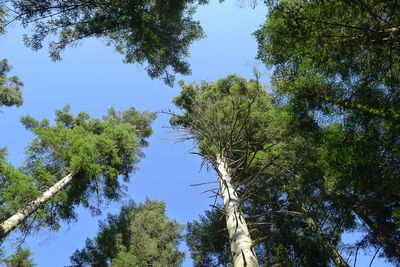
255 0 400 122
0 59 23 109
0 0 399 266
172 75 355 266
3 0 205 85
70 198 184 267
0 106 155 241
3 247 36 267
254 0 400 263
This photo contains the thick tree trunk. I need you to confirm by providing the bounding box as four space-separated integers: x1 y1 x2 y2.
216 154 259 267
0 173 74 241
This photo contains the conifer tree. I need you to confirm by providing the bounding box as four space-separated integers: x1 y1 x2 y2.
171 75 284 266
3 247 36 267
254 0 400 263
183 91 352 266
70 199 184 267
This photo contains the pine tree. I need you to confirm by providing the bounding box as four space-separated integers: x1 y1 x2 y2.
254 0 400 263
171 75 284 266
3 247 36 267
70 199 184 267
183 92 352 266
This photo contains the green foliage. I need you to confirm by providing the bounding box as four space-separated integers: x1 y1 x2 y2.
0 4 24 109
0 153 40 224
172 75 275 170
177 76 355 266
0 4 7 35
186 209 231 267
255 0 400 121
255 0 400 263
0 59 23 108
7 0 205 85
1 106 155 236
174 75 348 265
3 247 36 267
70 199 184 267
317 120 400 262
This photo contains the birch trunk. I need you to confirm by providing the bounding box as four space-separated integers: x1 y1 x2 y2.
0 173 74 241
216 154 259 267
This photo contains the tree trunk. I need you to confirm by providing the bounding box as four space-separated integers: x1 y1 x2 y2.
297 204 349 267
0 173 74 241
216 154 259 267
353 206 400 257
316 95 400 122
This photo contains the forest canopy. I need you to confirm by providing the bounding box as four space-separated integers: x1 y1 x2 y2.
0 0 398 266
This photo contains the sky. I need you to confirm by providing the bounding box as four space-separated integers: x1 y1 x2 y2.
0 1 393 266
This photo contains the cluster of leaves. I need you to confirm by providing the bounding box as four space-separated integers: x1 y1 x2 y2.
255 0 400 122
0 59 23 108
2 247 36 267
5 0 205 85
172 75 278 181
70 198 184 267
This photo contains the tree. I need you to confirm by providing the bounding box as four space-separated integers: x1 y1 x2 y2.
171 75 279 266
69 198 184 267
0 106 155 241
3 0 205 86
2 247 36 267
317 122 400 263
255 0 400 122
254 0 400 263
184 96 352 266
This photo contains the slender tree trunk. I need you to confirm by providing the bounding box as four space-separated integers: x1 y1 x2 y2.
297 204 349 267
216 154 259 267
303 213 349 267
315 95 400 122
353 206 400 257
0 173 74 241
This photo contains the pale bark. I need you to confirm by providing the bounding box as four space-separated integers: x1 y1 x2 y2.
216 154 259 267
0 173 74 241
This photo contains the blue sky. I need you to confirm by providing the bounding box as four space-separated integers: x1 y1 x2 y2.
0 1 392 266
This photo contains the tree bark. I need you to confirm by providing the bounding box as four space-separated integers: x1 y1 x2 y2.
216 154 259 267
353 206 400 257
316 95 400 122
0 172 74 241
300 207 349 267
